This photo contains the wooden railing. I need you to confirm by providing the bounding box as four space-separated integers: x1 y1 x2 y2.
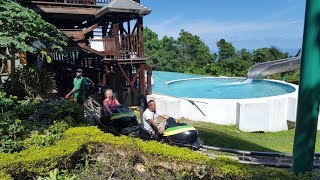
52 47 103 69
90 35 139 59
119 34 139 59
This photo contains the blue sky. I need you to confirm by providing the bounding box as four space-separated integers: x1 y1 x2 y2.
141 0 305 53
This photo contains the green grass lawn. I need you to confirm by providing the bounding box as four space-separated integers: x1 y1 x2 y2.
183 119 320 153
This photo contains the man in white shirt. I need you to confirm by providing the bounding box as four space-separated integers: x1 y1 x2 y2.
142 100 169 135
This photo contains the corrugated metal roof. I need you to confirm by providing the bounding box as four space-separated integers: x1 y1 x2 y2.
95 0 151 18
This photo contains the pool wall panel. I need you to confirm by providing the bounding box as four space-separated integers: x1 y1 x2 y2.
148 80 300 132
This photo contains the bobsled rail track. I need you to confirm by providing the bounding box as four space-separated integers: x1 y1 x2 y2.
199 145 320 168
84 103 320 168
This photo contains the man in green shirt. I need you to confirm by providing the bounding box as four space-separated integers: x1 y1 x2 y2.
65 68 87 104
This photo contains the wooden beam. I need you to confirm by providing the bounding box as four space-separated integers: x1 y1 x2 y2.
102 21 107 37
127 67 140 94
123 67 140 102
117 62 139 96
82 23 99 35
131 22 137 34
127 20 131 35
113 22 121 59
120 25 128 35
146 64 152 94
139 64 145 96
137 17 144 58
77 43 105 57
29 5 98 15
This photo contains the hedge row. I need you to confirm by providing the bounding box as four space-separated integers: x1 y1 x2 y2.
0 126 313 179
0 171 13 180
0 126 207 178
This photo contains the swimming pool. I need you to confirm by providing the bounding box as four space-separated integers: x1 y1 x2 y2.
152 71 295 99
148 71 299 132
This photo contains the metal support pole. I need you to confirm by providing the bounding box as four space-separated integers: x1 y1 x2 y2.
281 72 286 81
292 0 320 174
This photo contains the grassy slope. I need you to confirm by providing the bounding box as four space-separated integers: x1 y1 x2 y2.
185 119 319 153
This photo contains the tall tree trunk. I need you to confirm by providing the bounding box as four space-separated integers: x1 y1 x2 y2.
6 48 15 73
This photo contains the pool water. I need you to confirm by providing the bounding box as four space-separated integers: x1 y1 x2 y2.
152 71 296 99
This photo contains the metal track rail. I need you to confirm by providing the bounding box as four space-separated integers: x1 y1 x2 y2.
200 144 320 168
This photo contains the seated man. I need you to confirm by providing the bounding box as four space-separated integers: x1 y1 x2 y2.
102 89 120 116
142 100 169 136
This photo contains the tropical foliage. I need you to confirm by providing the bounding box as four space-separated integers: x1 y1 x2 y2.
0 0 67 64
3 65 57 98
0 91 86 153
144 27 299 82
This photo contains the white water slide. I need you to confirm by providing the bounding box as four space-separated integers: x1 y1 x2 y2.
247 56 301 79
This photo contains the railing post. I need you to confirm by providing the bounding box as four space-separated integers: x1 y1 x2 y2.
292 0 320 174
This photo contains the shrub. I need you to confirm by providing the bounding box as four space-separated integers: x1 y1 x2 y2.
0 171 13 180
0 93 85 153
0 91 41 153
31 99 86 126
22 130 62 150
3 65 56 99
37 168 76 180
0 118 25 153
0 126 207 178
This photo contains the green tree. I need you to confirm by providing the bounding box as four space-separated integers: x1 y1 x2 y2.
237 48 252 61
252 47 288 63
144 27 162 68
269 46 288 60
215 59 253 77
0 0 67 71
158 36 180 72
217 39 236 61
177 30 214 67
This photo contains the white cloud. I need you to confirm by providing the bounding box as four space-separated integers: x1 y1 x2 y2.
267 4 300 20
146 17 304 50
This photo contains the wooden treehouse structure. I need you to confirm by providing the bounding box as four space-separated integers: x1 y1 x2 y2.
18 0 152 105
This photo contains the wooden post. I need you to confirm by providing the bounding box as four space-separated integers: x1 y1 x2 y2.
113 21 120 59
101 64 108 85
137 17 144 58
137 16 146 95
102 20 107 37
139 64 145 96
146 64 152 95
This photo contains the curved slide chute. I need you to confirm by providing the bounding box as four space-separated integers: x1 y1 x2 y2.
247 56 301 79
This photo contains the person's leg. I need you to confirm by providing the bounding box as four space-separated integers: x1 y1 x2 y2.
165 117 177 128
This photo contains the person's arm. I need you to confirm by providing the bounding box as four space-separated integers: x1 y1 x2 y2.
65 87 75 98
148 118 164 133
160 114 170 120
65 78 78 98
114 99 121 106
157 111 170 120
